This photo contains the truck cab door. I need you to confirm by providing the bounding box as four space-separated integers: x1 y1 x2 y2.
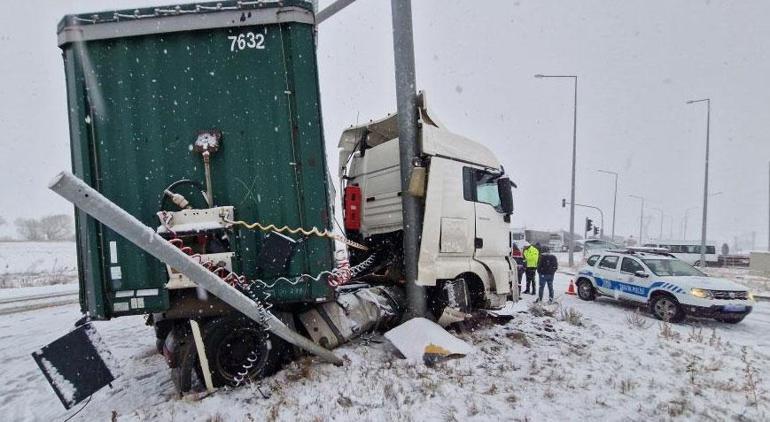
463 168 512 294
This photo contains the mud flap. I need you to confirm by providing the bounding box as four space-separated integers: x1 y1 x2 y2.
384 318 473 366
31 323 120 409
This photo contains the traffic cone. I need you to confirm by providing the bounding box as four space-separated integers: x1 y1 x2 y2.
566 279 577 295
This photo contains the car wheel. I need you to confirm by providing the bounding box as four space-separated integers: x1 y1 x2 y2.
577 279 595 301
716 315 746 324
650 295 685 322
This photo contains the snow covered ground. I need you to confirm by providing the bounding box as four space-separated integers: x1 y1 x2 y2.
1 273 768 421
0 242 77 288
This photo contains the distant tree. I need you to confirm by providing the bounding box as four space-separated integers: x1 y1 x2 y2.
15 218 44 241
0 216 5 226
38 214 74 241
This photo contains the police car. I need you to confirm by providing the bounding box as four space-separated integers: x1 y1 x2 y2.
575 248 754 323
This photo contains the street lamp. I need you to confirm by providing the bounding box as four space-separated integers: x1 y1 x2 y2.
597 169 618 241
535 74 578 266
686 98 711 267
630 194 645 245
652 207 664 240
682 206 699 240
682 191 722 242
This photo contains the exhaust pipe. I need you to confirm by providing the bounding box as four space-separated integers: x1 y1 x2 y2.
48 171 342 366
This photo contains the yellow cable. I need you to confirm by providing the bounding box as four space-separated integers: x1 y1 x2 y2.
223 218 369 251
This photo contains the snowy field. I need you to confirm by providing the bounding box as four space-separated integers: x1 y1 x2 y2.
1 273 767 421
0 242 77 288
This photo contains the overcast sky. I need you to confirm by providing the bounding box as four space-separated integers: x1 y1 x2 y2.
1 0 768 249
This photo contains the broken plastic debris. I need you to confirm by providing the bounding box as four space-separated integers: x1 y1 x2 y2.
484 301 517 318
384 318 473 366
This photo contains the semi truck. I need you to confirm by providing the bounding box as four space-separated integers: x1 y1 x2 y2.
42 0 517 402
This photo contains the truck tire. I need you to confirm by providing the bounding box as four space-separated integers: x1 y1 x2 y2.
169 324 196 394
197 315 271 387
577 279 595 301
650 294 685 323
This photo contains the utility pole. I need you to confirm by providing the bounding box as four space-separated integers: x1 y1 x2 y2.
391 0 425 318
686 98 711 267
597 170 618 241
630 195 645 245
535 74 578 266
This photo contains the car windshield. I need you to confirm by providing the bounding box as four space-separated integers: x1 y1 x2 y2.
641 259 705 277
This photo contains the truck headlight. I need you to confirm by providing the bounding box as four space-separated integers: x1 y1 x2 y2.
690 288 712 299
748 292 755 302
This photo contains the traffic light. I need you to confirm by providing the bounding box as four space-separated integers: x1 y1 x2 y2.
585 218 593 233
594 226 599 236
561 198 566 208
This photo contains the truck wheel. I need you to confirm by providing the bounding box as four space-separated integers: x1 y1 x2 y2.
169 325 196 394
577 279 595 301
197 315 271 387
650 295 685 322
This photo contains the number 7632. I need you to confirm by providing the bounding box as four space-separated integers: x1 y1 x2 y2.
228 32 266 52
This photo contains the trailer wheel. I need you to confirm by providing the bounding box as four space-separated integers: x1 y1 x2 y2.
197 315 271 387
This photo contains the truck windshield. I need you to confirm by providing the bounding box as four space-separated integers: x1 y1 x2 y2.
641 259 705 277
476 178 501 209
462 167 504 212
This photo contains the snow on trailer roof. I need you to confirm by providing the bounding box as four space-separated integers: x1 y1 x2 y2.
57 0 314 46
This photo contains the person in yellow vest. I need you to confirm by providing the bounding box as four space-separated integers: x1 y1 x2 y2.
522 243 540 295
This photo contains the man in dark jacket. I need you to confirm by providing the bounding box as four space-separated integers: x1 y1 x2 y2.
536 247 558 303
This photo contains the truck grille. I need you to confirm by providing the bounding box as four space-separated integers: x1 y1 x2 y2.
710 290 748 300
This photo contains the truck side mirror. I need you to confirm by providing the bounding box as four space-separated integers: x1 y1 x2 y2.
498 177 514 215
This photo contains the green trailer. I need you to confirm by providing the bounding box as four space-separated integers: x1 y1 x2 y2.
58 0 335 321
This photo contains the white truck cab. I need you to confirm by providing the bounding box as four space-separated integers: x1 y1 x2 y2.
338 94 517 321
576 249 754 323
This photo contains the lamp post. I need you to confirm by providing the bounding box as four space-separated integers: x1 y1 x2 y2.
652 207 664 240
630 195 645 245
535 74 578 266
390 0 425 317
597 169 618 241
682 206 699 240
686 98 711 267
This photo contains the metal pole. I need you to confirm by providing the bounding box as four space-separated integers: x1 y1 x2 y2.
598 170 618 241
701 99 710 267
568 201 603 238
639 198 644 242
630 195 644 245
687 98 711 266
535 74 578 266
653 208 664 240
391 0 425 318
570 78 577 266
48 171 343 365
317 0 359 24
611 173 617 240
